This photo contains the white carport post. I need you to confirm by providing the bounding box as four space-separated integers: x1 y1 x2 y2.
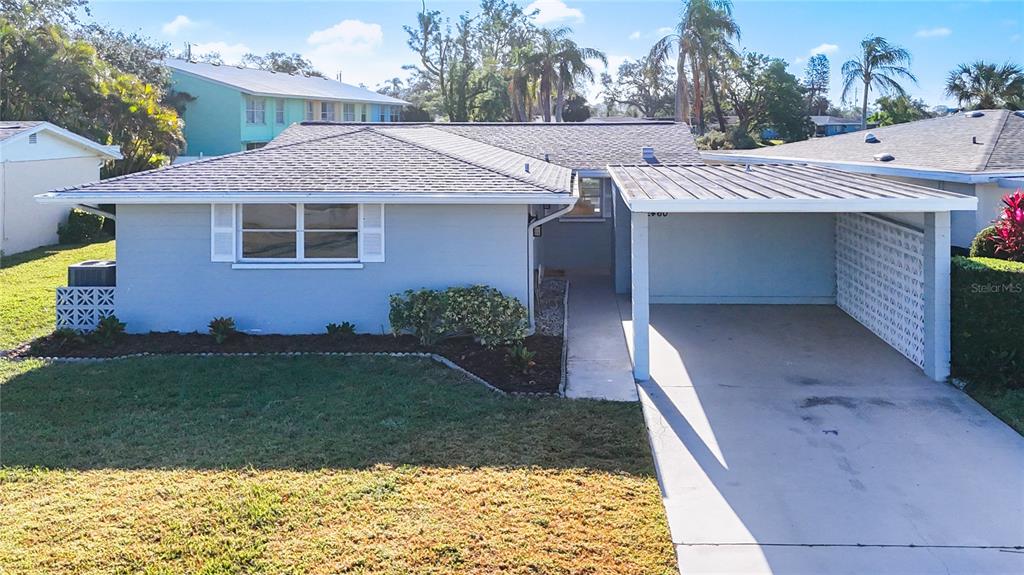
923 211 952 381
631 210 650 381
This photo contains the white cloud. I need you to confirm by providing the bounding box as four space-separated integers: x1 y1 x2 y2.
809 43 839 56
190 41 251 64
629 31 641 40
304 20 395 85
161 15 196 36
915 27 951 38
1012 33 1022 43
525 0 584 25
307 19 383 53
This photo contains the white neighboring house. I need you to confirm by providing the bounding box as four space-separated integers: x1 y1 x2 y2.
0 122 121 255
704 109 1024 249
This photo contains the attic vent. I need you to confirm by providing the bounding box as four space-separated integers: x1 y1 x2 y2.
966 111 985 118
873 152 894 162
642 147 657 164
28 133 37 144
864 132 879 143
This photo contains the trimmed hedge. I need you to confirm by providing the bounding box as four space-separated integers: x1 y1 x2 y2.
951 256 1024 387
58 209 108 244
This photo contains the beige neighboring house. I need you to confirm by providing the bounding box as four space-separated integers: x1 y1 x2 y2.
704 109 1024 249
0 122 121 255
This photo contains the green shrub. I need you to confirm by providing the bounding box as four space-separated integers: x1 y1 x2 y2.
57 209 107 244
91 315 125 346
506 343 537 375
951 256 1024 388
389 289 451 346
389 285 528 348
51 327 86 349
695 130 733 150
326 321 356 339
208 316 237 344
969 225 999 258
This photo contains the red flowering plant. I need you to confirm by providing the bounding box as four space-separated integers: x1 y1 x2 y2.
992 190 1024 262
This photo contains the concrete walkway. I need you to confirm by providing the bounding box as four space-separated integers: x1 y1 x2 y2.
621 304 1024 574
563 274 638 401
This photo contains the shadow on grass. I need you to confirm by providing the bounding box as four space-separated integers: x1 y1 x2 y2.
0 355 653 474
0 240 111 270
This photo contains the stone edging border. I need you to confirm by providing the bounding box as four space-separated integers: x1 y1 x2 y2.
6 350 562 398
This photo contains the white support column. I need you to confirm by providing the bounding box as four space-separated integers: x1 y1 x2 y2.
631 211 650 381
923 211 951 381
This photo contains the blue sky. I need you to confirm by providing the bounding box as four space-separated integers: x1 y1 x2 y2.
87 0 1023 108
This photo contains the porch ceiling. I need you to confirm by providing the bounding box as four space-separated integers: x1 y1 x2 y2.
608 163 978 213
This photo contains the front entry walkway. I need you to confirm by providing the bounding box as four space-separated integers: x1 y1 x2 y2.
622 304 1024 574
563 274 638 401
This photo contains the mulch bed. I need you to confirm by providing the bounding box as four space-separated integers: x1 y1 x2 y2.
17 333 563 394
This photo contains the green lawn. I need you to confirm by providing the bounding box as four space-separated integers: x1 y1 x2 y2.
0 241 116 350
966 379 1024 435
0 355 675 574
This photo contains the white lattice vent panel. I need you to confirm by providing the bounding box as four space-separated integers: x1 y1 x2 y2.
56 287 116 331
835 213 925 368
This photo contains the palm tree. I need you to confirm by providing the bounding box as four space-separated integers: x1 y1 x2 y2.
649 0 739 128
534 27 571 122
945 61 1024 110
554 39 606 122
841 36 917 129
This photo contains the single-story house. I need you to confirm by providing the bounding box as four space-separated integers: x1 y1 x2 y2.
704 109 1024 249
38 121 976 382
1 122 121 255
810 115 871 137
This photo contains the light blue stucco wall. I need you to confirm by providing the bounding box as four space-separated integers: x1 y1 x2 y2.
540 218 613 273
648 213 837 303
114 203 528 334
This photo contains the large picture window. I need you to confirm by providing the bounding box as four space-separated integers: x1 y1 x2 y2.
240 204 359 261
565 177 607 219
245 97 266 124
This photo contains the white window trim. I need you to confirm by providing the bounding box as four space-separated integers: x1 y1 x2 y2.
320 101 336 122
237 203 362 264
561 177 610 222
275 100 285 124
245 97 266 125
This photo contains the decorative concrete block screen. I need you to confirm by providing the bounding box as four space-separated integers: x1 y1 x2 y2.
56 287 115 331
835 213 925 368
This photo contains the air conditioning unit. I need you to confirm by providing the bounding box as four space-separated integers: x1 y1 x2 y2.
68 260 116 287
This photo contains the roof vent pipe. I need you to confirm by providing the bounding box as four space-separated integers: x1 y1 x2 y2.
544 153 550 163
873 153 895 162
642 147 656 164
972 136 980 145
524 163 530 173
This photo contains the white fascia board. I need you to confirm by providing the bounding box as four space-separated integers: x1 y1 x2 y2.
4 123 123 160
624 196 978 213
170 67 409 106
35 191 574 205
700 152 1023 184
996 177 1024 189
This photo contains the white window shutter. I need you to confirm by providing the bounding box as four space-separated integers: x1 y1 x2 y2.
211 204 236 262
360 204 385 262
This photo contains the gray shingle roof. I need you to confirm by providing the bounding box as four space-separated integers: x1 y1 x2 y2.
0 121 43 142
273 121 702 169
166 59 409 106
728 110 1024 172
50 127 572 197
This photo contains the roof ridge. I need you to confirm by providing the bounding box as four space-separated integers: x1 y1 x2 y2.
368 126 570 194
54 127 377 193
980 109 1012 171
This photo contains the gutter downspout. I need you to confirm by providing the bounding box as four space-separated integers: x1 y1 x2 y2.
527 187 577 334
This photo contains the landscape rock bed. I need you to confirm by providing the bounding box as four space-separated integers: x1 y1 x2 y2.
535 278 567 336
19 332 564 394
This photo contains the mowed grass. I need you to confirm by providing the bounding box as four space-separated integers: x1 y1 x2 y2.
0 356 675 574
966 379 1024 435
0 241 116 349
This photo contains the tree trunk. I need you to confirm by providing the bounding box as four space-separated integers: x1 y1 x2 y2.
861 80 869 129
690 56 704 134
675 49 690 123
540 71 552 122
706 66 726 132
555 74 566 122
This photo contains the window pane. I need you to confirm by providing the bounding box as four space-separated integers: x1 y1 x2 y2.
567 178 603 217
243 232 297 258
304 231 358 259
243 204 296 230
304 204 358 229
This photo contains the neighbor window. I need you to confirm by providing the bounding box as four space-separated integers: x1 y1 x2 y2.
245 97 266 124
343 103 356 122
275 100 285 124
305 101 315 121
240 203 359 261
320 102 336 122
390 106 401 122
377 106 388 122
565 177 607 219
360 106 367 122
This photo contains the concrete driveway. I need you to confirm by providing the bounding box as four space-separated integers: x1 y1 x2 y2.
623 304 1024 574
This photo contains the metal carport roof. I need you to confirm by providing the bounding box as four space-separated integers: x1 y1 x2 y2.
608 163 978 212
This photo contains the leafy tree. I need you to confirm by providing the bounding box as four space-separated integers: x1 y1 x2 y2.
560 94 591 122
241 51 323 77
77 24 171 88
600 56 675 118
553 37 605 122
804 53 830 115
945 61 1024 110
723 52 810 145
841 36 917 129
868 95 931 126
0 0 87 28
405 6 482 122
649 0 739 129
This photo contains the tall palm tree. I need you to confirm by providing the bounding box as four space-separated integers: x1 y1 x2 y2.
534 27 571 122
841 36 917 129
554 39 606 122
945 61 1024 110
649 0 739 128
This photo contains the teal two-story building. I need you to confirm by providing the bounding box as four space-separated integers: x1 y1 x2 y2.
167 59 410 157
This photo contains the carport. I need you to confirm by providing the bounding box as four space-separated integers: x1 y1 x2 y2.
607 163 978 382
